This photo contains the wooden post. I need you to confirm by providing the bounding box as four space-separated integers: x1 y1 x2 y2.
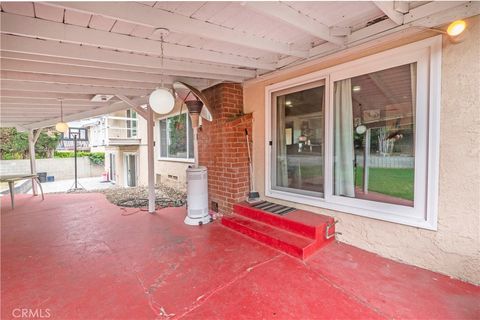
146 107 156 213
28 129 38 195
363 128 371 194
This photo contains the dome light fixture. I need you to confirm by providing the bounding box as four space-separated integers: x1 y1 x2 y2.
55 98 69 133
149 28 175 114
447 20 466 37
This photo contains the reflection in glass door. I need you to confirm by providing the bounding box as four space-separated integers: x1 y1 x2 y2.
272 81 325 196
333 63 416 207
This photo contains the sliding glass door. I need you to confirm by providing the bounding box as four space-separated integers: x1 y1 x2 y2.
272 80 325 197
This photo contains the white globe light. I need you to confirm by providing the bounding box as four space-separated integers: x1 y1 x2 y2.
55 122 69 133
149 88 175 114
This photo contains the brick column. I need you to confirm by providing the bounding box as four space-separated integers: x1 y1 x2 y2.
198 83 252 214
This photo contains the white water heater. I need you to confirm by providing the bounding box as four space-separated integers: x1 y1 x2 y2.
185 166 211 225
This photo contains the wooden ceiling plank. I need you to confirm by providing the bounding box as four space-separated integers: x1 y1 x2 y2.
0 35 255 79
245 2 345 46
49 2 308 57
0 12 275 70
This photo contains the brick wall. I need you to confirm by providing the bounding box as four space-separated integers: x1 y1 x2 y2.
199 83 252 214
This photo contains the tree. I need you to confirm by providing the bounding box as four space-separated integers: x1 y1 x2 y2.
0 127 61 160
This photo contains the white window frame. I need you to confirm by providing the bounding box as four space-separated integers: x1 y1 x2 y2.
265 36 442 230
158 112 195 163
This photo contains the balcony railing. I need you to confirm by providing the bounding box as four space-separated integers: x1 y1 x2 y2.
90 115 140 147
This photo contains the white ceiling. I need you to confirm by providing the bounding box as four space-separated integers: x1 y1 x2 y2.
0 1 478 129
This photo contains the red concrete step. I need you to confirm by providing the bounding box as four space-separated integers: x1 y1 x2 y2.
222 215 323 260
233 202 334 240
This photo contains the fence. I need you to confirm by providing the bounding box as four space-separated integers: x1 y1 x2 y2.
356 154 414 168
0 157 104 180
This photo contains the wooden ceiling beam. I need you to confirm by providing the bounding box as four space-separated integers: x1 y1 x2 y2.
50 2 308 58
0 35 254 80
0 12 276 70
245 2 345 46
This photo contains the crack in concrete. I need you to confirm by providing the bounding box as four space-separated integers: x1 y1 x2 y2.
304 263 391 319
175 254 283 319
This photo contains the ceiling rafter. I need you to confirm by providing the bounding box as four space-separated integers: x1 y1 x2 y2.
0 34 255 80
49 1 308 58
374 1 405 25
0 12 276 70
1 80 152 96
1 97 111 106
0 58 215 87
23 97 149 129
245 2 345 46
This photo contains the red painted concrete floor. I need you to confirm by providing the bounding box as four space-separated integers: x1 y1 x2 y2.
1 194 479 320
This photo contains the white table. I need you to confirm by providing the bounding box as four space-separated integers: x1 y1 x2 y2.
0 174 44 209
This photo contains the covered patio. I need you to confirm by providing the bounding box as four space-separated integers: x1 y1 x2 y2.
1 1 480 319
2 194 479 319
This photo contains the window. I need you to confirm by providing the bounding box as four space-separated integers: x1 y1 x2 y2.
126 109 137 138
266 37 441 230
333 63 416 207
159 113 194 160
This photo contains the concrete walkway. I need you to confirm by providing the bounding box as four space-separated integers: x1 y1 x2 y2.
29 177 116 194
1 193 478 319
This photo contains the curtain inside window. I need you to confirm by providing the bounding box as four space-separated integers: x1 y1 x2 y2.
334 79 355 197
276 95 288 187
410 63 417 147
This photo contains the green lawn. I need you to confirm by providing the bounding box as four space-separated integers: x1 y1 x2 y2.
290 163 414 201
355 167 414 201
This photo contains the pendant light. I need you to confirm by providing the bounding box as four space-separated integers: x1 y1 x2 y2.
149 28 175 114
55 98 69 133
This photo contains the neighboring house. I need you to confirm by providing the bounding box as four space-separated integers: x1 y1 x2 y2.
86 107 190 188
57 127 90 151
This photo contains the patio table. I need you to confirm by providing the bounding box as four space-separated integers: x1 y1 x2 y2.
0 174 44 209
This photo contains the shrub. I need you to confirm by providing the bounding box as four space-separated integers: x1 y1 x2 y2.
88 152 105 166
54 151 105 165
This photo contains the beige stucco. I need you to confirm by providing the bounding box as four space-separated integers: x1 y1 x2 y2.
243 16 480 284
135 103 191 189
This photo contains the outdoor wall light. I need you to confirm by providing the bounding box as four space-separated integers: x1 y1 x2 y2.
55 98 69 133
418 19 468 43
447 20 466 36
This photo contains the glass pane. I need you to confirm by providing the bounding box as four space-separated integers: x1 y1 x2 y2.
334 63 416 207
159 119 167 157
167 113 188 158
273 83 325 195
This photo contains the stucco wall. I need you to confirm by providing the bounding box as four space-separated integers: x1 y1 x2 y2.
0 157 104 180
243 17 480 284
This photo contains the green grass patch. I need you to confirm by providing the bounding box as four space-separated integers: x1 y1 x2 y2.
355 167 414 201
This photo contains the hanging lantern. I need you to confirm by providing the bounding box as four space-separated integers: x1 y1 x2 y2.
148 28 176 114
55 98 69 133
149 88 175 114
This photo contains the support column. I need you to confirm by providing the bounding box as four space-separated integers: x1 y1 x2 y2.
146 107 156 213
28 129 38 195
